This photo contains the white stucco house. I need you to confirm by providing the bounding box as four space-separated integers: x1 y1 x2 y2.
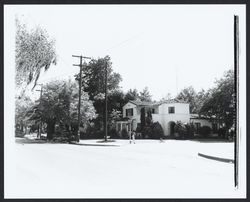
116 99 217 137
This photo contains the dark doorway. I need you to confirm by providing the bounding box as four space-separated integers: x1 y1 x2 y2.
169 121 176 137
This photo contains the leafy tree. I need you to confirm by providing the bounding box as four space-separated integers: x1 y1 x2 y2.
200 69 235 131
15 95 34 134
76 56 122 100
27 80 96 140
176 86 197 113
139 87 152 102
108 90 126 114
75 56 122 132
108 109 122 129
195 89 209 113
15 18 57 89
124 89 140 103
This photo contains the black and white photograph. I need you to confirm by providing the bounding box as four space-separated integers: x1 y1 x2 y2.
4 4 246 198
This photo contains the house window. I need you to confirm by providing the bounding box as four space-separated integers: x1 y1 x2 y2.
152 108 155 114
126 108 133 116
168 107 175 114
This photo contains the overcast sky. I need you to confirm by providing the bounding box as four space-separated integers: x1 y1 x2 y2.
6 5 246 100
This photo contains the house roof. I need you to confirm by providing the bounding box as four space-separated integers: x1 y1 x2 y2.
190 113 216 120
190 114 200 119
158 98 188 104
128 98 188 107
128 100 159 106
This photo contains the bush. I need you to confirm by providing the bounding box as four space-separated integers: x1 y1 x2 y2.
15 129 25 137
136 123 141 133
83 125 104 139
109 127 119 139
150 122 164 139
185 123 195 139
218 127 226 138
173 121 195 139
121 128 128 139
142 126 152 139
199 126 211 137
174 121 187 139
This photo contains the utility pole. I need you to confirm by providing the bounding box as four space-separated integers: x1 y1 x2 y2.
36 84 43 139
234 15 239 188
104 60 108 142
72 54 91 142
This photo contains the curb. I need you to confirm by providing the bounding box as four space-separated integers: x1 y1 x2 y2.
69 142 120 147
198 153 234 164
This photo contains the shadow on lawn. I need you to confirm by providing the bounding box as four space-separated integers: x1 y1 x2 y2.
190 138 233 143
15 137 48 144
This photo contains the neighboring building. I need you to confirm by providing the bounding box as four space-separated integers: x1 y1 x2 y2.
116 99 216 137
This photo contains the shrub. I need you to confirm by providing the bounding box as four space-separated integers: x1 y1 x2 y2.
199 126 211 137
173 121 195 139
121 128 128 139
150 122 164 139
174 121 187 139
109 127 119 139
142 126 152 139
185 123 195 139
136 124 141 133
218 127 226 138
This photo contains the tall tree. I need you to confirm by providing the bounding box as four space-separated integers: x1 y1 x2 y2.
139 87 152 102
176 86 197 113
15 18 57 90
76 56 122 100
200 69 235 130
124 89 140 103
75 56 122 132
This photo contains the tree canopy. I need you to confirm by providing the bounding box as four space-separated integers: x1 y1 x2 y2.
27 80 96 139
15 18 57 89
76 56 122 100
139 87 152 102
200 69 235 130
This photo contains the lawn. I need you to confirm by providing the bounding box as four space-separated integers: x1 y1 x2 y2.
5 138 239 198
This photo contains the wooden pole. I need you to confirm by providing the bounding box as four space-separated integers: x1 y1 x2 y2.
234 15 239 188
104 60 108 142
72 55 91 142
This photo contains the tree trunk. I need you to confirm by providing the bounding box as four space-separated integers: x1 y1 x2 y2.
47 120 55 140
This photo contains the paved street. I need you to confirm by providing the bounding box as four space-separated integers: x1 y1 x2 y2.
4 139 238 198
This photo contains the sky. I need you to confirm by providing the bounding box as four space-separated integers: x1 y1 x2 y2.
5 5 246 100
